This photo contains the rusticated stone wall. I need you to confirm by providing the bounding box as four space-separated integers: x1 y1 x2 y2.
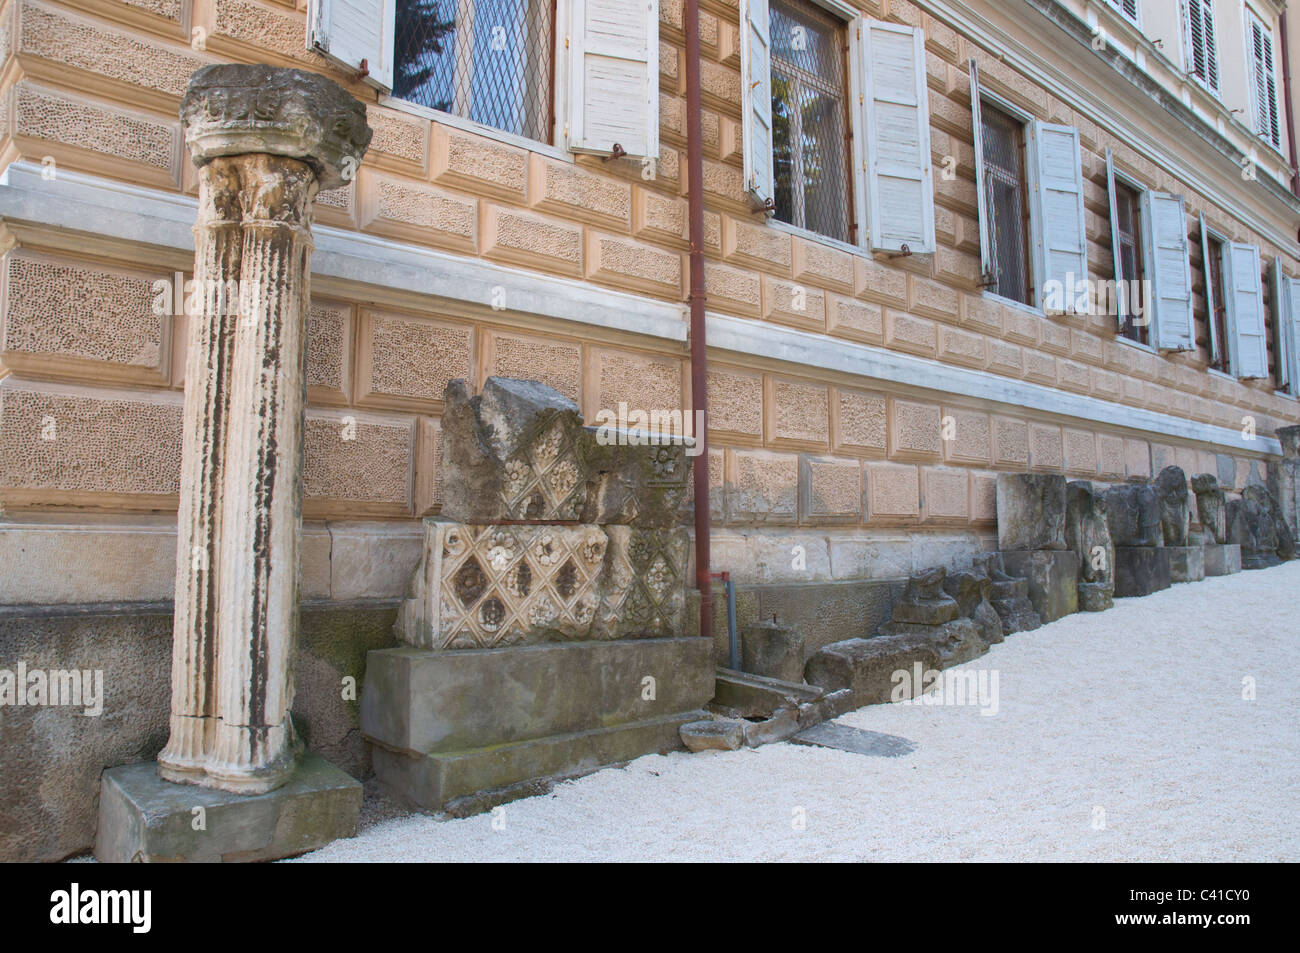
0 0 1295 602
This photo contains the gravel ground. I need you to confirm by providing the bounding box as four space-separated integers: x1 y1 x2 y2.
293 561 1300 863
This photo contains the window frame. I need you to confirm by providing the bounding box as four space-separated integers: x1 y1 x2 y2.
1200 217 1232 374
759 0 867 250
1244 4 1283 153
1104 0 1140 27
973 84 1044 315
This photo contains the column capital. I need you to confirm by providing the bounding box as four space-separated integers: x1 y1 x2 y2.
180 64 372 191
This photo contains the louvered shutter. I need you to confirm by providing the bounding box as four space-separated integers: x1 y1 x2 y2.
1247 12 1281 149
1224 242 1268 379
1141 191 1194 351
1184 0 1219 92
858 21 934 253
740 0 774 206
1028 122 1087 312
969 61 993 285
307 0 396 90
567 0 659 158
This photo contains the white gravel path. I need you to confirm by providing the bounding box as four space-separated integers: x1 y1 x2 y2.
295 561 1300 862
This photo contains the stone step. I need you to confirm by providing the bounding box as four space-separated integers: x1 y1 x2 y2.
710 667 823 719
372 710 704 814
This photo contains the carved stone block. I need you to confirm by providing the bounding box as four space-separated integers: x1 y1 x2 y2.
996 473 1067 551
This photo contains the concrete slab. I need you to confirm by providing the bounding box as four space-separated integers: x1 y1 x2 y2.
94 753 361 863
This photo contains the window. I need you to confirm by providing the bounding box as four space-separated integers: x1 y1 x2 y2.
393 0 555 143
978 102 1032 306
1106 0 1138 24
970 62 1087 313
1111 179 1148 345
308 0 659 158
1202 229 1229 371
1246 8 1281 150
1183 0 1219 93
768 0 853 242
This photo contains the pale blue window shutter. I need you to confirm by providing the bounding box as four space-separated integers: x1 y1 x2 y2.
308 0 396 91
1028 122 1087 312
859 21 934 253
1224 242 1268 379
1141 191 1194 352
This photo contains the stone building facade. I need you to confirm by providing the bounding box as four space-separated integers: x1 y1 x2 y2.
1 0 1299 859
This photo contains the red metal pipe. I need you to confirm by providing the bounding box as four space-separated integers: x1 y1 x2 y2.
685 0 712 643
1281 10 1300 201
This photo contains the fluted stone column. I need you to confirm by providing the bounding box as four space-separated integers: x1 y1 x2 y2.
158 65 370 795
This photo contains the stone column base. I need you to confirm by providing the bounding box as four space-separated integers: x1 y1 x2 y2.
1166 546 1206 584
94 753 360 862
1203 543 1242 576
1113 547 1172 597
999 550 1080 623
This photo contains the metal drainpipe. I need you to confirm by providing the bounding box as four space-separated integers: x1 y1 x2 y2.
685 0 712 643
1282 10 1300 203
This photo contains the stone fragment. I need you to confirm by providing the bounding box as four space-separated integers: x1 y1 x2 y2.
803 635 941 705
999 549 1080 623
1065 481 1114 612
942 567 1004 645
1104 483 1163 547
1270 425 1300 540
741 707 801 747
740 619 805 684
1155 466 1191 546
680 719 745 752
996 474 1067 551
878 617 987 667
1228 485 1296 568
976 553 1041 634
1192 474 1227 544
890 567 959 624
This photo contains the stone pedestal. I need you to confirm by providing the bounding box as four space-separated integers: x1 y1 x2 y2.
362 639 713 812
1166 545 1205 583
95 753 361 863
366 378 706 813
1113 546 1172 597
999 550 1079 623
1203 543 1242 576
875 567 989 666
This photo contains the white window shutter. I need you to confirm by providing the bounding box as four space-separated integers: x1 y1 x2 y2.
567 0 659 158
740 0 773 206
1105 149 1127 331
1286 274 1300 396
1270 257 1292 392
1028 122 1087 312
859 21 934 254
307 0 396 91
1199 212 1222 362
969 61 993 285
1223 242 1268 379
1184 0 1219 92
1141 191 1194 352
1247 12 1281 149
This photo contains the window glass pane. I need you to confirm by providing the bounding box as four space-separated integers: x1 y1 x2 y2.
394 0 554 143
1207 237 1228 370
980 103 1031 306
1114 182 1148 345
769 0 851 242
